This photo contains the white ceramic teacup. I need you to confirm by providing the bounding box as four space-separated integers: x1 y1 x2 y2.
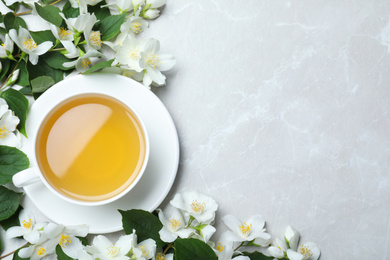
13 75 150 207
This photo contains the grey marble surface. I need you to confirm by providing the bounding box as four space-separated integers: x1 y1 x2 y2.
149 1 390 259
2 1 390 259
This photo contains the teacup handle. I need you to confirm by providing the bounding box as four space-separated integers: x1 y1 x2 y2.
13 168 40 187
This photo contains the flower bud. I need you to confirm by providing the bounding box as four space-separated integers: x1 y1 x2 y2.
284 225 300 251
143 9 160 19
146 0 167 8
6 69 19 87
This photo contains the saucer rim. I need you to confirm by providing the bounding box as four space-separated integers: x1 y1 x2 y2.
21 73 180 233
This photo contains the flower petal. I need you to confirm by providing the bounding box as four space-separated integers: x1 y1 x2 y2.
158 226 177 243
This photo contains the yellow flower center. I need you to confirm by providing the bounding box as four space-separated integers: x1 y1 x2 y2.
239 222 252 236
37 247 46 256
298 245 313 259
59 234 72 248
156 253 166 260
22 219 33 229
23 37 38 50
0 126 9 139
122 71 134 78
59 27 71 39
191 200 206 214
146 54 160 69
139 245 149 257
90 31 102 46
106 246 120 257
132 22 142 33
216 243 225 252
2 43 6 48
128 49 140 60
169 217 182 230
81 58 93 69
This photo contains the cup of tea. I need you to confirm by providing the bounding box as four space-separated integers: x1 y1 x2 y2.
13 77 149 206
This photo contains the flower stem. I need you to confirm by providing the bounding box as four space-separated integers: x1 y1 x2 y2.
185 216 195 228
0 242 29 259
233 241 245 252
163 242 173 255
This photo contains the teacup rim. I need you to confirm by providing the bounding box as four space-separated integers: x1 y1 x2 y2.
27 74 150 207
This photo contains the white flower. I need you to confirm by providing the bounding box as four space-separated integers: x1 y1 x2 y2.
137 238 156 259
49 24 79 59
9 27 53 65
268 226 320 260
85 30 102 50
63 49 101 72
115 34 145 72
44 223 88 259
105 17 147 52
125 17 149 36
267 238 288 259
170 190 218 224
86 234 133 260
155 252 173 260
157 206 194 243
139 38 175 87
214 231 234 260
6 209 46 244
0 34 14 58
288 242 320 260
121 69 144 82
214 231 250 260
60 13 98 35
18 236 58 260
0 98 21 148
222 214 271 244
105 0 134 13
78 249 94 260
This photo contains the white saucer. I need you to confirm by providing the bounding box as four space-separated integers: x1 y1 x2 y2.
21 74 179 234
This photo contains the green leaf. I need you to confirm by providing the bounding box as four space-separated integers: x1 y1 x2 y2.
4 12 27 32
0 59 11 81
0 205 22 231
241 251 275 260
19 86 32 96
27 59 64 83
0 186 22 221
98 13 127 41
34 3 63 27
88 2 111 21
31 75 55 94
0 146 30 185
15 59 29 87
56 245 75 260
82 59 114 75
174 238 218 260
0 27 6 36
119 209 166 248
42 51 74 71
30 30 56 45
62 1 80 19
0 89 29 137
1 1 19 12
